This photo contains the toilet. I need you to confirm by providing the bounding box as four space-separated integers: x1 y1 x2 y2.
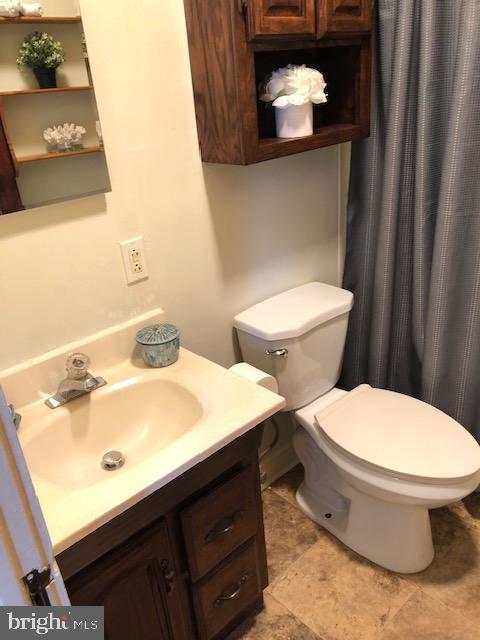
234 282 480 573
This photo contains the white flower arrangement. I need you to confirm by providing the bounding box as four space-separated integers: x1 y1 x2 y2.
43 123 86 152
260 64 327 109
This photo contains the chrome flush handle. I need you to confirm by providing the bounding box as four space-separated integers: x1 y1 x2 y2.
265 348 288 358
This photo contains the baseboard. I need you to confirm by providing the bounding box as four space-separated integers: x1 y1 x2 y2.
260 440 298 490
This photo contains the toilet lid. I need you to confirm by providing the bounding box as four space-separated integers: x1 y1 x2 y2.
314 385 480 481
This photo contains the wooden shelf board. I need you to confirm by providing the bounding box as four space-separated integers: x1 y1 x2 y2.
258 122 358 145
17 147 103 163
0 16 81 24
0 86 93 96
253 122 366 162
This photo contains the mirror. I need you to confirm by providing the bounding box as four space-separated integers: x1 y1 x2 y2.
0 0 111 215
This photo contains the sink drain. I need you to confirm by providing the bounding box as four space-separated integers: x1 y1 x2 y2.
101 450 125 471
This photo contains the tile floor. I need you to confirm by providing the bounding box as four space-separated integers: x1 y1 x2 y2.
229 466 480 640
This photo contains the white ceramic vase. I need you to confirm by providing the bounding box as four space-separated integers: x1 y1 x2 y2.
274 102 313 138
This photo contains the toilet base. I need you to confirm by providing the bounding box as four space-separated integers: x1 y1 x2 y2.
293 427 435 573
296 481 435 573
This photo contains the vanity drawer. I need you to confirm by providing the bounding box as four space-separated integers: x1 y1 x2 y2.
192 542 262 640
180 466 257 580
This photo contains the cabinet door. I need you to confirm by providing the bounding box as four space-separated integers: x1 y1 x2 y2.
66 521 186 640
246 0 316 40
318 0 372 37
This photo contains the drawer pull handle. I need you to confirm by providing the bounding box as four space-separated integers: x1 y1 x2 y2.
205 510 245 544
214 574 249 607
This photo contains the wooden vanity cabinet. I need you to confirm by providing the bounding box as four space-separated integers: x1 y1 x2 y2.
64 520 184 640
57 426 267 640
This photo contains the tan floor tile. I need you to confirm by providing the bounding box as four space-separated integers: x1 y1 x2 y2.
270 464 305 506
381 590 478 640
447 493 480 531
429 505 470 559
227 593 323 640
262 489 323 584
270 534 417 640
405 507 480 618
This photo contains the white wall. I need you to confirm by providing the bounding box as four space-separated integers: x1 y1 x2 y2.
0 0 345 372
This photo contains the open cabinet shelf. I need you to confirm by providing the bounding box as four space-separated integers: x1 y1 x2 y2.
0 16 81 24
252 41 369 161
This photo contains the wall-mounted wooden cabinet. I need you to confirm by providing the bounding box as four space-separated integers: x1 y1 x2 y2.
183 0 371 164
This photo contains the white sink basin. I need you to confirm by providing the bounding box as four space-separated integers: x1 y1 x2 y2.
21 378 205 489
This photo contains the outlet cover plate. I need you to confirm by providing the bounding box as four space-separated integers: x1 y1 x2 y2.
120 236 149 284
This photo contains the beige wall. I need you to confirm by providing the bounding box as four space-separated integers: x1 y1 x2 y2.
0 0 346 372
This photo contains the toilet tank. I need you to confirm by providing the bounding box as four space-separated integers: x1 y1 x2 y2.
233 283 353 411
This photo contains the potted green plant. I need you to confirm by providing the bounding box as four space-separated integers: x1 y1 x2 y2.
17 31 65 89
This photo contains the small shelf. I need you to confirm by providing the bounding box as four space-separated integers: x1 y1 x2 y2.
17 147 103 164
254 123 365 161
0 86 93 96
0 16 81 24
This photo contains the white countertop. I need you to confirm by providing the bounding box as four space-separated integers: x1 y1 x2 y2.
15 347 285 554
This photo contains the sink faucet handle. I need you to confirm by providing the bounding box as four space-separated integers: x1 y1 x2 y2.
65 352 91 379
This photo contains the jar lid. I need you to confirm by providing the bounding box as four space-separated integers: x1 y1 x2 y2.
136 323 179 346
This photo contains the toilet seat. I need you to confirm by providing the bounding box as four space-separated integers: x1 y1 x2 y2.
313 385 480 483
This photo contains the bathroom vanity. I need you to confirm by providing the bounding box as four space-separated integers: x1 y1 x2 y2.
57 427 265 640
0 311 284 639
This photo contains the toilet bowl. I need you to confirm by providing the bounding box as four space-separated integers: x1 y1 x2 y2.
294 385 480 572
234 282 480 573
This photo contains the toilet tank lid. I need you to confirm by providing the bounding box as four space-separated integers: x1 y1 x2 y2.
233 282 354 341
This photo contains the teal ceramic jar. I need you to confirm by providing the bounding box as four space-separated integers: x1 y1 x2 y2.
136 324 180 368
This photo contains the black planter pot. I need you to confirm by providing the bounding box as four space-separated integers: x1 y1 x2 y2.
33 67 57 89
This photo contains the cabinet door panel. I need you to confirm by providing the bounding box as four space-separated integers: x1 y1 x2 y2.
66 522 182 640
318 0 372 37
247 0 316 40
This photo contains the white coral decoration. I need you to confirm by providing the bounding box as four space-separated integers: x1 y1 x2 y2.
260 64 327 109
43 123 86 150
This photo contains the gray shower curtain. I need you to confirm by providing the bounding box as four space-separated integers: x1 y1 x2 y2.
341 0 480 441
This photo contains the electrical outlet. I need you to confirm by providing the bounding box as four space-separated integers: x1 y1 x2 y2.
120 237 149 284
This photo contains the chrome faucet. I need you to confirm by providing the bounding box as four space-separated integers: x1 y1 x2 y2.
45 353 107 409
